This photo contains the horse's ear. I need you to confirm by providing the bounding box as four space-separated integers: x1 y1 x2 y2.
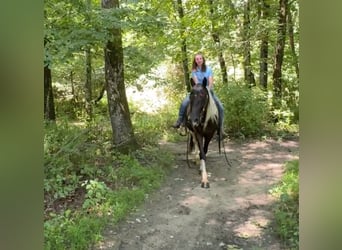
190 78 195 86
203 77 207 88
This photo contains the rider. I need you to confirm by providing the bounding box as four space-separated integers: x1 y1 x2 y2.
172 53 224 137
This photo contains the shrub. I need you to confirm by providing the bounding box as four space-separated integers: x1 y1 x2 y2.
217 84 270 138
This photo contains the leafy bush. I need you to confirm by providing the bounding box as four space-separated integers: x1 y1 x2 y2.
217 84 270 138
270 97 299 137
270 160 299 248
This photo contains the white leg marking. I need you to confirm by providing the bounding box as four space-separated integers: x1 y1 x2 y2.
200 159 208 185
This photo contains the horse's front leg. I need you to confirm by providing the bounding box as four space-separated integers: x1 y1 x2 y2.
197 135 209 188
200 159 209 188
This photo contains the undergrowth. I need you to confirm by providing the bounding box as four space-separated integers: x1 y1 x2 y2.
270 159 299 249
44 116 174 249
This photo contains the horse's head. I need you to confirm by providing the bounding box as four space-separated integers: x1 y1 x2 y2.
187 77 218 130
188 83 209 128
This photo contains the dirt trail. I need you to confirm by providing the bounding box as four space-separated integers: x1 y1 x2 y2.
95 138 299 250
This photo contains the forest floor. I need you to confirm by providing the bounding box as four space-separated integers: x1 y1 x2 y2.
94 135 299 250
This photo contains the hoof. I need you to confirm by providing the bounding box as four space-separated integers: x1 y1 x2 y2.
201 182 210 188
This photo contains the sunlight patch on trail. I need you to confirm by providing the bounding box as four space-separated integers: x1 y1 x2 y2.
232 209 272 239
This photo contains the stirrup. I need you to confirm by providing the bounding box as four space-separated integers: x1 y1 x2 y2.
171 122 181 129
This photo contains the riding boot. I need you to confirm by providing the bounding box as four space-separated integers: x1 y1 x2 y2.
172 119 182 128
172 98 189 128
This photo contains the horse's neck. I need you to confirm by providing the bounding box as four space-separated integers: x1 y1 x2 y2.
203 88 218 128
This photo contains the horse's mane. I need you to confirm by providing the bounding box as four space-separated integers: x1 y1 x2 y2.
204 86 218 129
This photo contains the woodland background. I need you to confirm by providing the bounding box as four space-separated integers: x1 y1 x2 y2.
44 0 299 248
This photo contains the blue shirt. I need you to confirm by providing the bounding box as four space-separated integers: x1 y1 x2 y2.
191 66 213 84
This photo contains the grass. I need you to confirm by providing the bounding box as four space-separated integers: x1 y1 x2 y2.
270 159 299 249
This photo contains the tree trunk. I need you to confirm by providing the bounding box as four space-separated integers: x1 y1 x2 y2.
44 64 56 121
85 47 93 121
259 39 268 89
102 0 138 153
287 4 299 80
230 54 237 83
44 37 56 122
209 0 228 85
218 50 228 85
272 0 287 100
70 70 78 118
243 0 255 87
176 0 191 92
84 0 93 121
258 0 270 90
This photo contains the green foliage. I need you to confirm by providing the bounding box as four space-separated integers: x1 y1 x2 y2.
44 120 174 249
44 121 86 200
132 109 177 144
270 160 299 248
281 78 299 124
115 153 164 190
44 0 122 64
44 210 105 250
131 110 167 146
82 179 111 211
270 94 299 138
218 84 271 138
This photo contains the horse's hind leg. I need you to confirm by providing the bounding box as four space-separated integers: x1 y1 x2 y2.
189 135 195 152
200 159 210 188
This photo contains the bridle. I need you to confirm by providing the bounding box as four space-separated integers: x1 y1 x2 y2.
188 84 209 128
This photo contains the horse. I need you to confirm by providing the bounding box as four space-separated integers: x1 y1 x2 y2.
185 77 219 188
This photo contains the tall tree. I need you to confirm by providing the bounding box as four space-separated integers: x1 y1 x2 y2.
84 0 93 122
175 0 191 92
258 0 270 89
242 0 256 87
85 48 93 121
44 38 56 122
272 0 288 100
287 0 299 80
208 0 228 85
102 0 138 152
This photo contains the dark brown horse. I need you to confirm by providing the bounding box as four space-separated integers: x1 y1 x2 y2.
186 78 219 188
